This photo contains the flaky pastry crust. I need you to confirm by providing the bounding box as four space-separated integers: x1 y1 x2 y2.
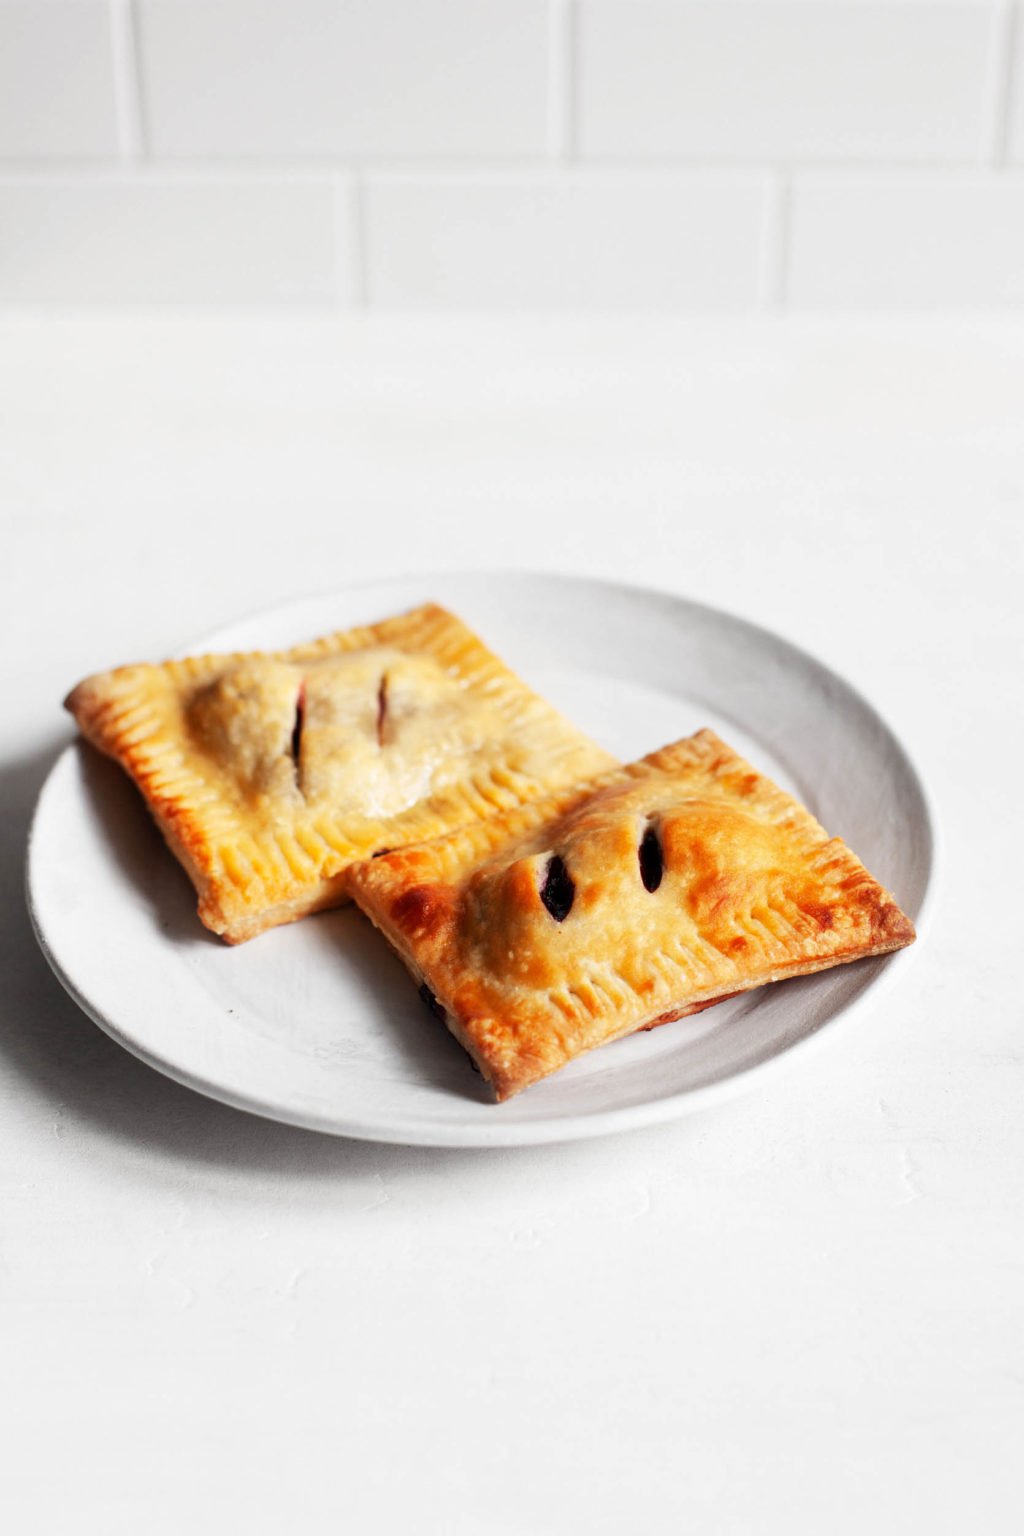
65 604 616 943
349 730 916 1100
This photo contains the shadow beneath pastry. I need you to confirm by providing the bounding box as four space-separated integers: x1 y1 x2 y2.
295 901 495 1104
76 742 220 948
9 738 674 1189
71 735 494 1103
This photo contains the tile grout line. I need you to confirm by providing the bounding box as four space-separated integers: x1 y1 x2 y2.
548 0 574 161
344 174 368 309
7 161 1024 182
982 0 1017 164
109 0 145 161
756 172 791 313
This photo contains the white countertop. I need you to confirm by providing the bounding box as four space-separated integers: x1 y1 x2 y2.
1 315 1019 1534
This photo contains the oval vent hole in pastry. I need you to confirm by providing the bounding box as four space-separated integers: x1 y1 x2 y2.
376 672 389 748
639 824 664 892
540 855 575 922
289 682 306 781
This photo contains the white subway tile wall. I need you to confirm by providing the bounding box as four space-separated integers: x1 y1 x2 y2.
0 2 119 158
790 175 1024 308
0 176 341 304
137 0 548 158
578 2 995 162
0 0 1021 308
365 173 763 308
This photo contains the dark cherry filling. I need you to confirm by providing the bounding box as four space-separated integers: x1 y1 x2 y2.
540 855 575 922
376 672 389 747
418 983 447 1023
290 682 306 778
371 847 394 859
639 825 664 892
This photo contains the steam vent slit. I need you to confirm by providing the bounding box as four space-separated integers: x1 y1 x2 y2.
540 855 575 922
639 824 664 892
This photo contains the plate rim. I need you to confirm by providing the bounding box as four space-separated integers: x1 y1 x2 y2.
26 570 940 1148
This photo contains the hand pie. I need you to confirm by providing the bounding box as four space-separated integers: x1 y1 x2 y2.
65 604 616 943
349 729 916 1100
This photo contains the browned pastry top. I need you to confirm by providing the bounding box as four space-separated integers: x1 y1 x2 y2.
350 730 915 1099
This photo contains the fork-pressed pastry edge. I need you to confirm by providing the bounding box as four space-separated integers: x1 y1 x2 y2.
349 729 916 1100
65 603 616 943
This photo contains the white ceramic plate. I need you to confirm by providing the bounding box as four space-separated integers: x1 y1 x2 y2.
28 574 935 1147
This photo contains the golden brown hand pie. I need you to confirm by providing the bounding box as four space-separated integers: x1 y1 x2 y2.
64 604 616 943
349 729 916 1100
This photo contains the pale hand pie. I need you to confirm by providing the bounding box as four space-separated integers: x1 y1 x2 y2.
349 729 916 1101
64 604 616 943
